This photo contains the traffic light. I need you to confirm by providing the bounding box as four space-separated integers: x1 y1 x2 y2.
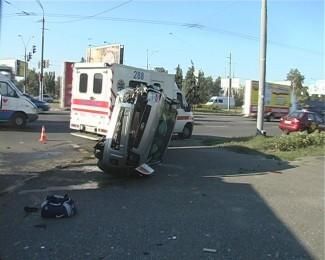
32 45 36 54
16 60 25 77
28 52 32 60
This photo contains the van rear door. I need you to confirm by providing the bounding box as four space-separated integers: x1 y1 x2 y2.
70 69 112 134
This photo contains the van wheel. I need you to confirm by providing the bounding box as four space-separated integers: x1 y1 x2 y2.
11 113 27 128
266 114 274 122
178 124 193 139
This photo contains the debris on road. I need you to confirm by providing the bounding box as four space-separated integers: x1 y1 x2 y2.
203 248 217 253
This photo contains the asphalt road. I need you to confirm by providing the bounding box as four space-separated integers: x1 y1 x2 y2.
0 111 323 259
193 112 282 137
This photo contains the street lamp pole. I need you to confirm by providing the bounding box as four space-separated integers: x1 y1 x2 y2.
146 49 159 70
256 0 267 135
37 0 45 101
18 34 33 93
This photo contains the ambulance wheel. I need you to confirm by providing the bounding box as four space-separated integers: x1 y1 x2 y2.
11 112 27 128
178 123 193 139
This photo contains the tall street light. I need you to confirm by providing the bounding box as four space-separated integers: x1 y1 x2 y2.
256 0 267 136
36 0 45 101
146 49 159 70
18 34 34 93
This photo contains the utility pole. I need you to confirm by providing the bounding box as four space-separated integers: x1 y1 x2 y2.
18 35 33 93
227 52 232 111
37 0 45 101
256 0 267 135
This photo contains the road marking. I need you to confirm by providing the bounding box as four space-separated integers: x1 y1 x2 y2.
0 175 39 196
70 133 101 141
19 181 100 194
168 145 219 150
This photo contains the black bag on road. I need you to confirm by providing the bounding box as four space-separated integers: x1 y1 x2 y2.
41 194 76 218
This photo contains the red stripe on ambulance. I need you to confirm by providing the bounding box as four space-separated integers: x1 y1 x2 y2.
72 108 108 115
72 99 109 108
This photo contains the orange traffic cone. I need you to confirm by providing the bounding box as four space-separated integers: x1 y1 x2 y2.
39 125 47 144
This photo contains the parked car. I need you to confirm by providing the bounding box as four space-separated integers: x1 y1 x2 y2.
24 94 50 112
279 110 325 134
35 94 54 103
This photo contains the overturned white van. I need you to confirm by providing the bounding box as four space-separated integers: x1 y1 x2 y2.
94 84 177 175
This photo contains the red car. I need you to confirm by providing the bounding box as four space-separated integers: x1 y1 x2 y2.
279 110 325 134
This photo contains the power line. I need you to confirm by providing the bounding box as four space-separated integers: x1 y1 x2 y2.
3 8 322 56
56 0 134 24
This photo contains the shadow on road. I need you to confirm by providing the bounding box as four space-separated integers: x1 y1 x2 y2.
0 139 315 259
0 120 71 134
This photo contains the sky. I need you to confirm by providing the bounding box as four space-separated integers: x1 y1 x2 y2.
0 0 324 85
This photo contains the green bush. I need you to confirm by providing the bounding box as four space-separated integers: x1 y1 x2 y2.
266 132 325 152
194 104 221 111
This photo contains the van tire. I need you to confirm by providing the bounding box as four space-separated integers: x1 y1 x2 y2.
11 112 27 128
266 114 274 122
178 123 193 139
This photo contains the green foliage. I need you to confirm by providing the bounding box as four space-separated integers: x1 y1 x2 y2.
233 87 244 107
180 62 222 105
212 77 221 97
175 64 183 90
183 61 198 105
206 132 324 160
154 67 168 73
267 132 324 152
286 68 309 105
25 69 39 96
44 72 56 95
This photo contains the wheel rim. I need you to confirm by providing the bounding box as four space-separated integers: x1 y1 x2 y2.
16 117 24 126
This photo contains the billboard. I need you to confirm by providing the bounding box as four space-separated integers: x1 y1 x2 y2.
16 60 27 77
60 62 74 108
86 44 124 64
250 80 291 107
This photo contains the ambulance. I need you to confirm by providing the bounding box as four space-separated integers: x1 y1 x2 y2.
70 63 193 138
0 75 38 127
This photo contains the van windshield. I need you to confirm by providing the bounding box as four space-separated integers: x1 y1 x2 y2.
12 81 23 96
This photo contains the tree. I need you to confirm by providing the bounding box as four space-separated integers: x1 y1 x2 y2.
25 69 39 96
233 87 244 107
286 68 308 104
175 64 183 90
55 76 62 99
196 70 209 103
211 77 221 97
203 76 214 102
183 61 198 105
154 67 168 73
44 72 56 95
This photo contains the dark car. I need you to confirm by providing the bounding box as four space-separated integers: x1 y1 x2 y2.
35 94 54 103
279 110 325 134
23 94 50 112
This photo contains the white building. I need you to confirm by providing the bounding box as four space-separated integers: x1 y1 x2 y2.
0 59 25 80
221 77 241 96
308 80 325 96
